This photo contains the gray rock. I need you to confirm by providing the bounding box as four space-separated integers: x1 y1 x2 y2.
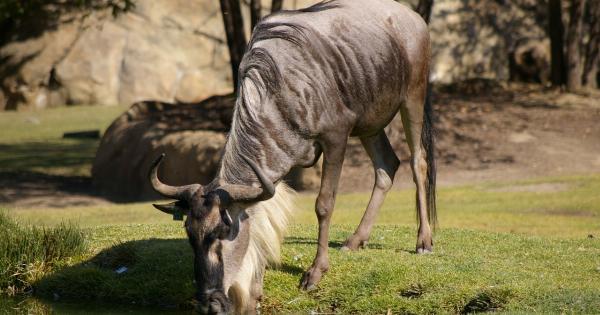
92 94 322 200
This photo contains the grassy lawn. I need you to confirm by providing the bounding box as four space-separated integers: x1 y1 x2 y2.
13 175 600 238
1 105 599 313
3 174 600 313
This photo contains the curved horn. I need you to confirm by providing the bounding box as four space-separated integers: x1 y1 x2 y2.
219 155 275 203
242 155 275 198
149 153 201 200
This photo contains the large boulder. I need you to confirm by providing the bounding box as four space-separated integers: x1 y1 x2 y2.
92 94 321 200
92 95 234 200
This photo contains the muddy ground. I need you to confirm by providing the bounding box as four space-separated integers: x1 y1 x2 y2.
1 83 599 208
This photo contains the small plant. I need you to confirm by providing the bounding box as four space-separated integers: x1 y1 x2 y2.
0 211 86 295
399 283 425 299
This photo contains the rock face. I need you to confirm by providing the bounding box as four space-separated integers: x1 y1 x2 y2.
1 0 551 110
1 0 234 110
429 0 548 83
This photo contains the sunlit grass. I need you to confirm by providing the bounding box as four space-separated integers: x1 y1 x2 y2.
26 222 600 314
0 105 126 143
4 174 599 313
2 105 600 312
12 174 600 238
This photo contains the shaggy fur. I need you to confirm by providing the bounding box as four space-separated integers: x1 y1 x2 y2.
227 183 295 311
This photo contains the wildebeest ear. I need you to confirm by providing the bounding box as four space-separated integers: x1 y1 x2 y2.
220 209 233 226
205 191 233 227
152 201 188 221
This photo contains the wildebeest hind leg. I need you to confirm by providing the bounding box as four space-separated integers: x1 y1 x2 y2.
299 136 347 290
341 131 399 251
400 92 434 254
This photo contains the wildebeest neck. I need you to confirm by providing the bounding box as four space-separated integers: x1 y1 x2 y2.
217 81 300 188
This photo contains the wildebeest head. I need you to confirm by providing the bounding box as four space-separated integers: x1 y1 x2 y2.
149 154 274 314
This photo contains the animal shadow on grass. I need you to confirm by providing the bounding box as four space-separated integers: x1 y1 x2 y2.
35 238 196 310
283 236 386 250
283 236 344 249
274 263 305 276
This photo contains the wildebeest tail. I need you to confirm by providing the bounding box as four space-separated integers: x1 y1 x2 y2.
421 84 437 228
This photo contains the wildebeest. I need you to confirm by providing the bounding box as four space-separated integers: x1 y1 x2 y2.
149 0 435 313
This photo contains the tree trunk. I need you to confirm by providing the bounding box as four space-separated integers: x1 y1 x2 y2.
271 0 283 13
219 0 247 92
250 0 262 30
566 0 587 92
416 0 434 24
583 0 600 89
548 0 566 87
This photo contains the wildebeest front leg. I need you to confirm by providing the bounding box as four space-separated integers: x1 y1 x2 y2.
341 131 399 250
299 138 347 290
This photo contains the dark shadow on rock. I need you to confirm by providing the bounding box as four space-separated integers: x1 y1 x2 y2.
1 1 135 45
0 51 41 110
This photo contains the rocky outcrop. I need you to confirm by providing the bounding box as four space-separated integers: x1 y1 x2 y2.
1 0 234 110
1 0 551 110
91 95 233 200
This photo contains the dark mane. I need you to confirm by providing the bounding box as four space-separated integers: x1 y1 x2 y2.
240 20 311 96
249 22 309 48
241 1 340 96
298 0 340 12
238 47 282 96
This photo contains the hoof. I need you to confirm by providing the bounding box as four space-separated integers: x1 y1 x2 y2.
299 266 326 291
341 235 368 251
416 247 433 254
416 233 433 254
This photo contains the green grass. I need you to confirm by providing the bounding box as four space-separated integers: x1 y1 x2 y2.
13 174 600 238
24 223 600 314
1 105 599 312
0 105 125 176
4 174 599 313
0 212 86 295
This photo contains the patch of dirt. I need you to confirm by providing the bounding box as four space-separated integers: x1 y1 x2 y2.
337 83 600 192
1 83 599 208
